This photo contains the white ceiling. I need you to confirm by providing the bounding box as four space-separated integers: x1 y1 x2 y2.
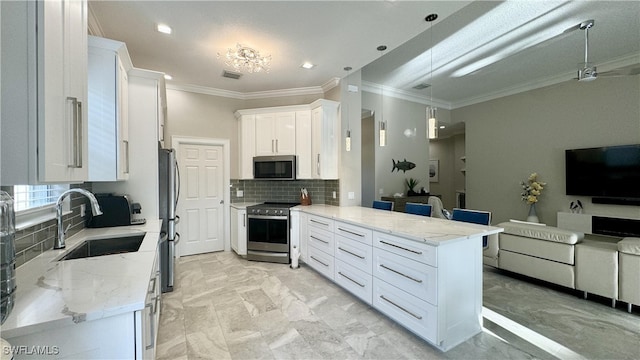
89 1 640 108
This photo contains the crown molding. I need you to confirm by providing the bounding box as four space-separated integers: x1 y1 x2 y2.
166 82 329 100
321 77 341 93
87 3 105 37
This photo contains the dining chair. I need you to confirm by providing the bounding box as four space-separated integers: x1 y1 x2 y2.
428 196 450 219
372 200 394 211
451 208 492 247
404 202 432 217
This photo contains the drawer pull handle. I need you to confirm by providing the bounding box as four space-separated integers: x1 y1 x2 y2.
379 240 423 255
310 219 329 226
310 256 329 267
338 227 365 237
380 264 423 283
310 235 329 244
380 295 423 320
338 271 365 288
338 247 365 259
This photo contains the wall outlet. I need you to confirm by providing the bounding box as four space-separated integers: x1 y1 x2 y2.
348 192 355 200
332 191 337 199
379 188 384 195
80 204 86 217
236 190 244 198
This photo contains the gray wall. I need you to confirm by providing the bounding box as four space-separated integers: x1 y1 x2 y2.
361 91 447 201
428 134 466 210
454 76 640 225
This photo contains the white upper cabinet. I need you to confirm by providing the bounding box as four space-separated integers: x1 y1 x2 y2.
1 0 89 184
312 100 340 180
255 112 296 156
295 110 312 179
235 100 339 180
88 36 133 182
237 115 256 179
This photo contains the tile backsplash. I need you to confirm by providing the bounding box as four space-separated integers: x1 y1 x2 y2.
231 179 339 206
8 183 92 268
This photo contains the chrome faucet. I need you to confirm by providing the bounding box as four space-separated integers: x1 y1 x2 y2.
55 189 103 249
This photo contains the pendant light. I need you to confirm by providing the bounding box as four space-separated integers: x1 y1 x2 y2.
344 66 352 152
377 45 387 147
425 14 438 140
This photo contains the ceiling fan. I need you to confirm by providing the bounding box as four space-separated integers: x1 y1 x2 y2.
576 20 640 81
577 20 597 82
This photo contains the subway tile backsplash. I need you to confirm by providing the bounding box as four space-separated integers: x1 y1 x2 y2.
231 179 339 206
12 183 92 268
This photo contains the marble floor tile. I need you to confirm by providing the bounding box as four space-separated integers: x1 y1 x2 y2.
156 252 640 360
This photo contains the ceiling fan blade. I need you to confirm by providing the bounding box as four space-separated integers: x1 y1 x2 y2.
599 67 640 77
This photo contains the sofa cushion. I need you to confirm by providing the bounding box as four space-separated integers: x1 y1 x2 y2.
498 222 584 245
500 234 575 265
618 237 640 255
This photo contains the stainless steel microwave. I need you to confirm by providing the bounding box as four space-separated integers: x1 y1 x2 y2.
253 155 296 180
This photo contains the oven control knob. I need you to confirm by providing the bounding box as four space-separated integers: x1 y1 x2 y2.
265 210 270 214
278 210 284 215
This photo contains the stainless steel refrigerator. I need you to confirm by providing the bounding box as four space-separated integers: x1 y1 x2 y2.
159 145 179 292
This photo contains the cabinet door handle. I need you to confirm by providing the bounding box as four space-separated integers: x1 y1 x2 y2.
145 302 155 350
380 295 423 320
148 277 157 294
243 213 246 228
379 240 423 255
310 235 329 244
337 227 365 238
67 97 82 168
310 256 329 267
338 246 365 259
310 219 329 227
272 139 275 153
380 264 423 283
276 139 279 153
316 154 321 175
123 140 130 173
338 271 365 288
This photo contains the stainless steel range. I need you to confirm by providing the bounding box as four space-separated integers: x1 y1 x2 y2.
246 202 299 264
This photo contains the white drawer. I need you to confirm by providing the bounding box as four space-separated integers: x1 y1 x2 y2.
373 248 437 305
308 226 334 255
307 215 334 232
307 245 334 280
373 231 437 267
335 234 372 274
335 221 373 245
372 278 437 344
334 259 373 304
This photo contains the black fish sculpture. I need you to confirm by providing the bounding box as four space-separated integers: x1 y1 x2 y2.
392 159 416 173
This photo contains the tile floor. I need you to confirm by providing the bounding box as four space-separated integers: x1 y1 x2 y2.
156 252 639 360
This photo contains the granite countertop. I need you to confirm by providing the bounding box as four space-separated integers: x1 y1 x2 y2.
293 205 503 246
2 219 162 339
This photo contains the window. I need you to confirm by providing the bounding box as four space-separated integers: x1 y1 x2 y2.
13 185 69 212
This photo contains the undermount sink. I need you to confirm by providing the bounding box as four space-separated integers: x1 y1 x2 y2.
59 233 146 261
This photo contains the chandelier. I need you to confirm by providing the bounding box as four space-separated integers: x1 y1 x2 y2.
219 43 271 74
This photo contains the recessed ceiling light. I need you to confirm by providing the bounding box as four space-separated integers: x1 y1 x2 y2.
164 74 173 80
301 62 315 69
157 24 172 34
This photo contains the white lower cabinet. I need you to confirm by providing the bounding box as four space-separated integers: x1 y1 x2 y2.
138 248 161 359
372 277 438 343
231 207 247 256
297 210 483 352
307 244 334 280
373 247 438 305
334 259 372 303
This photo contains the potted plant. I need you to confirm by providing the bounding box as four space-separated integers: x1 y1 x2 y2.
406 178 420 196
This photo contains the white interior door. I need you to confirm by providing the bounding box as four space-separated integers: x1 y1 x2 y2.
177 143 225 256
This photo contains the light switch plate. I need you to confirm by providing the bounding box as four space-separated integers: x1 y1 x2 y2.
236 190 244 198
348 192 355 200
332 191 337 199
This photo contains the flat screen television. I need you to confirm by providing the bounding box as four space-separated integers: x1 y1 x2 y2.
565 144 640 200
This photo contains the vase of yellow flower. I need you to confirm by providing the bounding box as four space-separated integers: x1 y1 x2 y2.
521 172 546 223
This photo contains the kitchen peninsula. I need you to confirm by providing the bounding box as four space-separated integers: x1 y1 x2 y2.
291 205 503 352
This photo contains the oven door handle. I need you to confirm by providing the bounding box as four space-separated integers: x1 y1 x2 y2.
248 215 288 220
